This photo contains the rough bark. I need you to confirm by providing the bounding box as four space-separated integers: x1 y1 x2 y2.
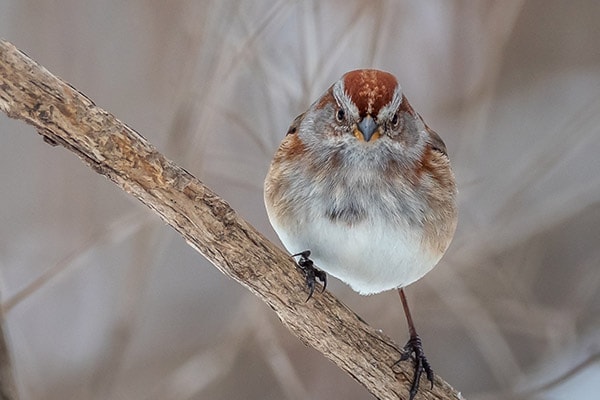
0 39 464 400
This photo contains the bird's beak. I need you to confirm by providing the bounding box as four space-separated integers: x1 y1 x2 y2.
354 115 380 142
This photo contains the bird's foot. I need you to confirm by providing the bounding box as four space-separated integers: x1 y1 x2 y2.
394 334 434 400
292 250 327 301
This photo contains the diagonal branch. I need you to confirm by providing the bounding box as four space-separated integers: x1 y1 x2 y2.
0 39 463 400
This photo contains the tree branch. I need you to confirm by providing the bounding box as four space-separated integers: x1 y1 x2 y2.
0 39 463 400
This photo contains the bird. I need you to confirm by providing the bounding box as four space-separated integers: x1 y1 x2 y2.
264 69 458 399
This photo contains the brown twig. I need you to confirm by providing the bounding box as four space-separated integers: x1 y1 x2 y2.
0 39 463 400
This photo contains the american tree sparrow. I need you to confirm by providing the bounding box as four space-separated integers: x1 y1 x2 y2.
264 69 458 399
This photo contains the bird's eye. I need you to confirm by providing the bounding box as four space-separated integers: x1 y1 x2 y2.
336 108 345 122
391 113 399 127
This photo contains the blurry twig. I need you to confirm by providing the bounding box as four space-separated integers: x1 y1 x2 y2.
0 293 18 400
1 212 152 316
520 352 600 398
0 39 463 400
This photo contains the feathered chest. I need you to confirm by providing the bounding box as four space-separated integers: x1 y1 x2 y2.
287 145 426 227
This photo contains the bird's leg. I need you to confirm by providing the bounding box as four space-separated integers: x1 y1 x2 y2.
292 251 327 301
394 288 434 400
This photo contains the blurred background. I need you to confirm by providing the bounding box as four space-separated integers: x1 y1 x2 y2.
1 1 599 399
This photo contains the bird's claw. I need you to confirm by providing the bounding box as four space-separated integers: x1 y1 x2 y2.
394 334 434 400
292 250 327 301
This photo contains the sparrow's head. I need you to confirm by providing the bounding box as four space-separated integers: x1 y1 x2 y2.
297 69 444 163
334 69 402 142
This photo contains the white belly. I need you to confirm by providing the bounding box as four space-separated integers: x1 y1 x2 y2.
272 215 440 295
